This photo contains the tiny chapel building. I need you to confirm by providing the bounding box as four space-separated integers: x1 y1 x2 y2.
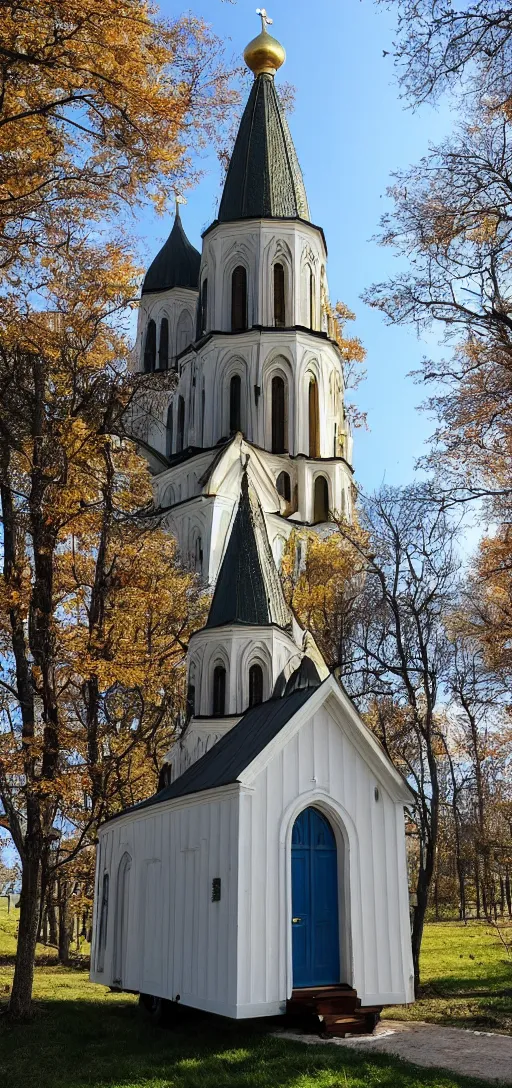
90 13 415 1033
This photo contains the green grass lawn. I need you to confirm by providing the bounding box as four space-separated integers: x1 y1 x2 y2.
0 901 510 1088
386 921 512 1034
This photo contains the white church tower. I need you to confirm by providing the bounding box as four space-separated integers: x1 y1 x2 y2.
133 10 355 584
91 16 415 1028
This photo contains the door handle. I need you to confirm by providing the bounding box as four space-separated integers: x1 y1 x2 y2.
292 917 302 924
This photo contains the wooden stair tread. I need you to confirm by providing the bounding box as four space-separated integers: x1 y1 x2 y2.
286 986 382 1039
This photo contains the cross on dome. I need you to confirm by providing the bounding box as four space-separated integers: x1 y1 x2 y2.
256 8 273 30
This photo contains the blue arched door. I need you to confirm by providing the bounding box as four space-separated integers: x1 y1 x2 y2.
291 807 340 987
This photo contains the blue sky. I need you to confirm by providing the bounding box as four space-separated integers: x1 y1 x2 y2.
135 0 456 495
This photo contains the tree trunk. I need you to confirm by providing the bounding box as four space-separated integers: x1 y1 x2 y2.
57 881 73 964
475 859 481 918
8 850 40 1019
47 883 58 946
505 871 512 917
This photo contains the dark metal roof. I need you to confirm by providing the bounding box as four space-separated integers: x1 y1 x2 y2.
284 656 321 696
218 74 310 223
116 687 317 817
207 472 290 630
142 206 200 295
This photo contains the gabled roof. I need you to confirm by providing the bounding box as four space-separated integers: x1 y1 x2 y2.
119 687 317 815
218 73 310 224
206 471 290 630
142 206 201 296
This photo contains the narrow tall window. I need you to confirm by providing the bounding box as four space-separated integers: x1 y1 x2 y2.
231 266 247 332
249 664 264 708
201 385 205 445
200 278 208 336
310 268 315 329
194 535 203 575
186 684 195 719
271 375 287 453
97 873 109 972
274 263 285 327
177 395 185 453
158 318 169 370
276 471 291 503
308 377 320 457
143 320 156 372
313 475 329 523
166 405 173 458
213 665 226 716
230 374 242 433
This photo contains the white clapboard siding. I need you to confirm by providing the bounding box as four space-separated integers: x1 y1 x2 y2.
90 788 240 1016
235 701 414 1013
90 685 414 1019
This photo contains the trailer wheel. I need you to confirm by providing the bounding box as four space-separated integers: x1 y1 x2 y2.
139 993 171 1026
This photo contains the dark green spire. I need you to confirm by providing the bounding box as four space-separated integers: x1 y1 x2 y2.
218 74 310 224
206 472 290 630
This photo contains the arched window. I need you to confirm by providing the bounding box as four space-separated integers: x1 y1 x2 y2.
177 395 185 453
249 664 264 708
212 665 226 716
194 534 203 575
308 377 320 457
96 873 109 972
271 375 287 453
310 267 316 329
199 278 208 337
143 320 156 372
313 475 329 523
231 266 248 332
276 471 291 503
274 263 285 327
166 404 173 458
229 374 242 433
158 318 169 370
113 853 131 986
176 311 193 360
186 683 195 719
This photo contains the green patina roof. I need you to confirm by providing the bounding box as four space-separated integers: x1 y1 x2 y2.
142 206 200 295
218 73 310 223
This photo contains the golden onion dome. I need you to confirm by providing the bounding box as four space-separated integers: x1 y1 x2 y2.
244 9 286 77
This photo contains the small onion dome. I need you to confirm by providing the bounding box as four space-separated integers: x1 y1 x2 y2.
244 11 286 77
142 204 200 296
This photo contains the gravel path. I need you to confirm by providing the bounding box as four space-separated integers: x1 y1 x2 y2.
274 1020 512 1084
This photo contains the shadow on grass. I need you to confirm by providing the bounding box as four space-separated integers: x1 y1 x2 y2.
0 996 504 1088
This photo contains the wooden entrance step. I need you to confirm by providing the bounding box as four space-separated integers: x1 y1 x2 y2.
286 985 382 1038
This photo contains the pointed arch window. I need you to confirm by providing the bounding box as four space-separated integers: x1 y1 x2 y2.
212 665 226 716
158 318 169 370
308 377 320 457
143 320 156 372
166 404 173 458
96 873 109 972
274 263 285 327
229 374 242 433
313 475 329 524
271 375 287 454
310 267 316 329
113 853 131 986
198 278 208 337
177 395 185 453
194 534 203 575
276 471 291 503
249 664 264 708
231 266 248 332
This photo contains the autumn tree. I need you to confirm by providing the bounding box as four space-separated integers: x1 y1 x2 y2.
0 240 207 1017
0 0 236 272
